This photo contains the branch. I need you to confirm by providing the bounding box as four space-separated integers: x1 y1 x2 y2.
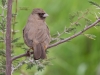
11 61 25 74
11 58 36 74
6 0 12 75
11 60 30 74
12 18 100 61
48 18 100 48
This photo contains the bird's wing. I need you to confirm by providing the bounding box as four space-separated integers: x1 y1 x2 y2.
36 25 51 43
35 29 47 42
23 22 35 48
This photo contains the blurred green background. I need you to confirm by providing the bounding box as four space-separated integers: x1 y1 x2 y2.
12 0 100 75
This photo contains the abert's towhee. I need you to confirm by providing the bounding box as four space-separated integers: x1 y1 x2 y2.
23 8 51 60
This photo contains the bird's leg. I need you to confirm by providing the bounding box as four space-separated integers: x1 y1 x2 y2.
26 48 31 56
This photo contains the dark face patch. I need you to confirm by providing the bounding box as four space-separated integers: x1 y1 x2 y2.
38 13 45 19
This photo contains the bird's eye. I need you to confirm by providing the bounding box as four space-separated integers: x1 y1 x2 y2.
38 13 45 18
38 13 44 16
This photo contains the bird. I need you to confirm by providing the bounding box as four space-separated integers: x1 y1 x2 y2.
23 8 51 60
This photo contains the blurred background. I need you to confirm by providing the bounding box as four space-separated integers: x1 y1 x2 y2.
11 0 100 75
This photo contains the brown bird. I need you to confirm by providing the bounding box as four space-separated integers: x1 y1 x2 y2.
23 8 51 60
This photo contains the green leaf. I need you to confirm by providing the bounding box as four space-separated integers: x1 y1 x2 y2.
89 1 100 8
60 38 64 40
26 63 34 69
42 61 50 66
84 18 92 25
37 65 44 71
65 27 76 33
50 39 57 44
2 0 6 7
0 50 5 56
96 24 100 26
11 37 20 43
84 34 96 40
75 22 81 26
0 22 6 32
21 47 29 51
69 11 80 22
0 73 5 75
15 43 24 47
12 14 17 17
51 33 59 38
0 37 4 42
12 22 18 26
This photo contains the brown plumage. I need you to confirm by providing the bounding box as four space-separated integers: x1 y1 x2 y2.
23 8 51 60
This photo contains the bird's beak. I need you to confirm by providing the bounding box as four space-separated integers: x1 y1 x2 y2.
43 13 49 17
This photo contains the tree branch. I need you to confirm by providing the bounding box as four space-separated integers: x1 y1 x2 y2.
6 0 12 75
48 18 100 48
12 18 100 61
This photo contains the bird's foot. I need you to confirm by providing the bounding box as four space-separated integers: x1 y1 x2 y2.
26 48 31 56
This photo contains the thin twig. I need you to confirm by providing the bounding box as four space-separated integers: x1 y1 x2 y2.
11 18 100 61
11 60 27 74
11 61 25 74
11 58 36 74
71 10 89 26
12 53 27 60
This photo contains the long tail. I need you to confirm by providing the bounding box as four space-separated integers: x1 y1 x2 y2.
33 43 46 60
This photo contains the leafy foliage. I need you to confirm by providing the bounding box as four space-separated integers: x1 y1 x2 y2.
0 0 100 75
0 0 7 74
1 0 6 7
84 34 96 40
89 1 100 8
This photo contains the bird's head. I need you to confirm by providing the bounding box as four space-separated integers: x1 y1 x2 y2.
32 8 49 20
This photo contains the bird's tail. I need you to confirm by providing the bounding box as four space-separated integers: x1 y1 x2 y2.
33 43 46 60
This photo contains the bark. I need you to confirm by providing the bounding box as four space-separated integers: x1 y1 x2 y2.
6 0 12 75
